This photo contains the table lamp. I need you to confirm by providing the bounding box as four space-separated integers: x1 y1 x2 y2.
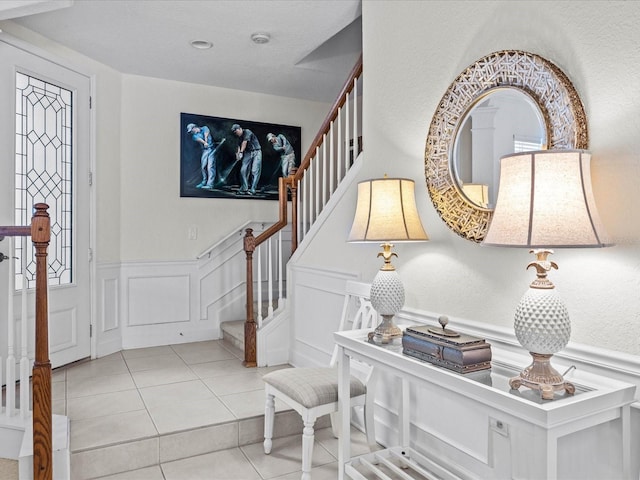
484 150 612 399
348 176 429 344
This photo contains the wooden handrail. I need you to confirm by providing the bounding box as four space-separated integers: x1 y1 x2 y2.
293 55 362 182
254 176 291 247
0 203 52 480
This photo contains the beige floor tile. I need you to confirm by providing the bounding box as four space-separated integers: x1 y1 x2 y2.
71 438 158 479
219 389 290 419
57 344 353 478
122 345 175 359
221 341 244 359
159 422 238 463
138 379 214 409
67 373 136 399
131 364 198 388
65 355 129 381
190 358 252 378
238 410 305 446
67 389 145 420
270 461 339 480
170 340 223 353
161 447 262 480
97 464 165 480
146 396 236 434
315 426 378 459
203 371 265 395
70 409 157 451
223 388 296 419
172 343 236 365
241 433 335 479
124 352 185 372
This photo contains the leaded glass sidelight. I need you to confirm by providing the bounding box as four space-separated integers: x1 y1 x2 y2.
14 72 73 289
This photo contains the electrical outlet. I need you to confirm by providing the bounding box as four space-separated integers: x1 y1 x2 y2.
188 225 198 240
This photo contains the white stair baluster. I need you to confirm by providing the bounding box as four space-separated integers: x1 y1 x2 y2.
329 120 335 197
277 230 283 309
309 154 315 226
6 237 15 417
301 173 308 242
267 237 274 317
295 178 301 246
337 106 343 185
20 237 29 418
345 93 351 172
314 146 320 220
322 133 327 208
257 244 263 327
353 78 359 161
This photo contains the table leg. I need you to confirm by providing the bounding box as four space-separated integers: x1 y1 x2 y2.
338 346 351 480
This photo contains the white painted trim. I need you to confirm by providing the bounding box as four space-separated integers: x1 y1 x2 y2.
288 151 363 264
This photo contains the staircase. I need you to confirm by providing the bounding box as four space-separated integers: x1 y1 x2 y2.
221 320 245 352
236 55 363 366
221 299 277 351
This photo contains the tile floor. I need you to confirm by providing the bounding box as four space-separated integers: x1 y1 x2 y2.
51 339 374 479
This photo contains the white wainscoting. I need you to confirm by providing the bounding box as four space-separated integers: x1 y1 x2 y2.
94 225 266 355
288 264 359 367
289 265 640 479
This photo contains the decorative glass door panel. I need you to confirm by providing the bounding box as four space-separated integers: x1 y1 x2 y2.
15 72 73 289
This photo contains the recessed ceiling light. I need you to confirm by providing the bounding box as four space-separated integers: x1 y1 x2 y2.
190 40 213 50
251 33 270 45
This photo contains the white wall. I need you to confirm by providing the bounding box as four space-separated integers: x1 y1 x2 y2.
297 0 640 356
119 75 329 261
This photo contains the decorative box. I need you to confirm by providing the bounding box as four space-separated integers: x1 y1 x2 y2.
402 317 491 374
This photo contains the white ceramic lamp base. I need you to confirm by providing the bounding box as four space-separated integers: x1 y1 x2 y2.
370 269 404 345
509 276 574 399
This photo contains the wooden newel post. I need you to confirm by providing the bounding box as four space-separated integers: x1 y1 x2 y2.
243 228 257 367
31 203 52 480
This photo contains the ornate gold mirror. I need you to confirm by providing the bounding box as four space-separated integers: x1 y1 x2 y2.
425 50 588 242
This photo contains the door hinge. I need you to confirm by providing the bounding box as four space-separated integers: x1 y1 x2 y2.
88 247 93 262
90 324 93 338
88 171 93 186
89 96 92 109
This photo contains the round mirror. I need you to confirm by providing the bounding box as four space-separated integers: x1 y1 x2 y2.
425 50 588 242
452 88 548 209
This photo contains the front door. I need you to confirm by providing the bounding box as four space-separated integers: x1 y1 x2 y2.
0 37 92 368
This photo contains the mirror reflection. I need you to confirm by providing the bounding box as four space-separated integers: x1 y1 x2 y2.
452 88 547 209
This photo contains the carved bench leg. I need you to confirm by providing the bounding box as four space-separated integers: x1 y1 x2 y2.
264 392 275 454
301 420 315 480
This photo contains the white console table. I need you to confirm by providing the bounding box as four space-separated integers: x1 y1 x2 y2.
335 329 636 480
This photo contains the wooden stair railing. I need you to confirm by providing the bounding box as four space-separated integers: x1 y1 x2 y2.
0 203 52 480
290 54 362 252
242 55 363 367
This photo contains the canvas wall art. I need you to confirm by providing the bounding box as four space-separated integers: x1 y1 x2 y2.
180 112 302 200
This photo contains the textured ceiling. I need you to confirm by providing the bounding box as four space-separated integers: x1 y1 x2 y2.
5 0 362 102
